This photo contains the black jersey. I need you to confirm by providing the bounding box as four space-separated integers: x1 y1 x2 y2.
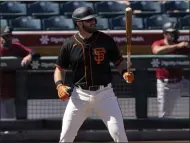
56 31 123 87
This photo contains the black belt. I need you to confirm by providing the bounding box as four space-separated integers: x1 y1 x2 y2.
76 84 109 91
160 78 182 84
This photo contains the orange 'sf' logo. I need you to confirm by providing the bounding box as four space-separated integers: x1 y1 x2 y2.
94 48 105 64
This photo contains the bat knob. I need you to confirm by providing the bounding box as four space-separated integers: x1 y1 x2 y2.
123 72 134 83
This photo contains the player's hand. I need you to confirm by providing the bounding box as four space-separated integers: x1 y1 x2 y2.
57 84 71 100
176 42 189 49
123 72 134 83
21 54 32 66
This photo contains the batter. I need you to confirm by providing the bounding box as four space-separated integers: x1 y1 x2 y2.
54 6 134 143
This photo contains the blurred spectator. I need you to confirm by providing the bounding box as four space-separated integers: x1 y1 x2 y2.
0 26 40 122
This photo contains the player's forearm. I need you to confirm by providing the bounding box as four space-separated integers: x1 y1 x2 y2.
116 60 127 75
116 59 134 83
153 44 179 54
29 50 40 59
54 67 65 84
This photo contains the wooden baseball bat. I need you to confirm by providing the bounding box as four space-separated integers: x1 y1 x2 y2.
125 7 132 72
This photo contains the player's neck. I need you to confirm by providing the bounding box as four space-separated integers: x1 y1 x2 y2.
78 31 93 40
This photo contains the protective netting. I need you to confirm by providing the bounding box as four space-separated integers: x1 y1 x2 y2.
27 97 189 119
27 71 190 119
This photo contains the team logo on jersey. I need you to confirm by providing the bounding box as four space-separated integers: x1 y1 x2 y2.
94 48 105 64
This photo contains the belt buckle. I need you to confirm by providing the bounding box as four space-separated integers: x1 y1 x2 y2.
89 85 99 91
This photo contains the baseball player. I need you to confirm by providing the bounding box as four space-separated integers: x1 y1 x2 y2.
0 26 40 120
54 6 134 143
151 22 190 118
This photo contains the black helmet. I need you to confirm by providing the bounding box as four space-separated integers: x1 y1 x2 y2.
72 6 97 22
0 26 13 48
162 22 179 42
0 26 13 36
162 22 178 33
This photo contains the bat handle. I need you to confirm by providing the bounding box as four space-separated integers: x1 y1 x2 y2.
127 56 131 72
127 44 131 72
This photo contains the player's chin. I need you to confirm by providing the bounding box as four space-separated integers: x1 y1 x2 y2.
89 27 97 33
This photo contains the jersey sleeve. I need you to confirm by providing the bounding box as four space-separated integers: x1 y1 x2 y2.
151 40 162 49
107 36 123 67
151 40 164 54
55 41 70 70
12 42 32 57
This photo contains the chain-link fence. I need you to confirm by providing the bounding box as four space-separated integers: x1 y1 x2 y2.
0 59 190 142
25 70 190 119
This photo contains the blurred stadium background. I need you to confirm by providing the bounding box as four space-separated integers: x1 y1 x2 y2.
0 1 190 143
0 1 190 31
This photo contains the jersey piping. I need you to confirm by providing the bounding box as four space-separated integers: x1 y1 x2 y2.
73 34 88 87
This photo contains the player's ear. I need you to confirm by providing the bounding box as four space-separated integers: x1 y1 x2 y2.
76 21 82 27
163 32 167 38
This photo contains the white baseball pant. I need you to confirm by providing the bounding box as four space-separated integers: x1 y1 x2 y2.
59 84 128 143
157 79 182 118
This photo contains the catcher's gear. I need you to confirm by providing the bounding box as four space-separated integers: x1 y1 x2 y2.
72 6 97 23
162 22 179 42
57 84 71 100
123 72 134 83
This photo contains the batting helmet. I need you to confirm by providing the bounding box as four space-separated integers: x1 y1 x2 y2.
72 6 97 23
162 22 179 42
0 26 13 37
162 22 178 33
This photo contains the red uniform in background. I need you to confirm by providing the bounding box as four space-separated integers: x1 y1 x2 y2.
152 39 190 79
0 26 39 119
151 22 190 118
0 42 32 99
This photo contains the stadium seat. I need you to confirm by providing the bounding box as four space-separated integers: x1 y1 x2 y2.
0 19 9 27
60 1 94 18
96 17 109 30
42 16 74 30
131 16 144 30
130 1 162 17
0 2 27 18
145 14 178 30
180 15 190 30
94 1 128 18
10 16 42 31
129 1 141 10
163 1 189 17
109 15 144 30
27 2 60 18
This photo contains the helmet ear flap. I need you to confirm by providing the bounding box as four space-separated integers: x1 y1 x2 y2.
72 19 79 29
94 18 97 24
1 26 13 37
73 20 77 27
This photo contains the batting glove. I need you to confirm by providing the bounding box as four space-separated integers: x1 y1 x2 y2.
123 72 134 83
57 84 71 101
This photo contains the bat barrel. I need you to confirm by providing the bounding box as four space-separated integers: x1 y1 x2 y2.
125 7 132 72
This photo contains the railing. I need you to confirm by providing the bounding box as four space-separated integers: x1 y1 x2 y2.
10 30 190 56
